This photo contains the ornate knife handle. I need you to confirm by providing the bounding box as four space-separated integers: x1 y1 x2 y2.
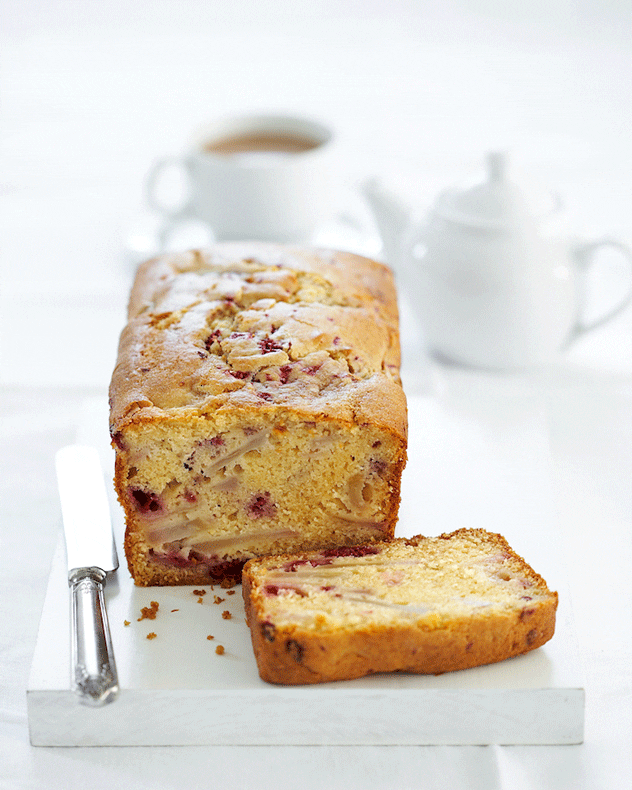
69 567 119 705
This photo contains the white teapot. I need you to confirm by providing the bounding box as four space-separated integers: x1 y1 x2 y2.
363 153 632 370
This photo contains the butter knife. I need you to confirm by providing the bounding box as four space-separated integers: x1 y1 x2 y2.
55 445 119 706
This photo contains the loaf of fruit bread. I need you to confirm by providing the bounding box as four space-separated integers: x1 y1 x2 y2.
109 243 407 586
242 528 558 684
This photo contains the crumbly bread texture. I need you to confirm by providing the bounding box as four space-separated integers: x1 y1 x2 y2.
242 529 558 684
109 243 407 586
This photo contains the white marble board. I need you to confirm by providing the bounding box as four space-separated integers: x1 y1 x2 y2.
27 395 585 746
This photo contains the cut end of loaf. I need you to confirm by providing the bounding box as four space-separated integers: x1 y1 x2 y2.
117 410 405 586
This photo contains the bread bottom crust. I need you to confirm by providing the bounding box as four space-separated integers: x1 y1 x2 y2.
124 529 243 586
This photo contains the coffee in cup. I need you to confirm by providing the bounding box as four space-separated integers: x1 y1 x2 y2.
202 131 322 157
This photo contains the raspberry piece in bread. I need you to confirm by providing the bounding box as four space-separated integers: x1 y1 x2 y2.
242 529 558 684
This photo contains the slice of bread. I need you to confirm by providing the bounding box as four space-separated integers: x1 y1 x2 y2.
242 529 558 684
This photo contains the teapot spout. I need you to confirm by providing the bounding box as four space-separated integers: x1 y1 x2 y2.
361 178 411 271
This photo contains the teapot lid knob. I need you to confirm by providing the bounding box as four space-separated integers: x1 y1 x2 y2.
433 150 558 229
487 150 508 183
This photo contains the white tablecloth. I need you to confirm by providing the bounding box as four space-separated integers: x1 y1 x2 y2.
2 2 631 787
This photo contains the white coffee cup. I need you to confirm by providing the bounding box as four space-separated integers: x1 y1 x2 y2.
145 113 334 244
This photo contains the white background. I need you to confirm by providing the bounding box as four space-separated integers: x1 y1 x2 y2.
1 2 631 788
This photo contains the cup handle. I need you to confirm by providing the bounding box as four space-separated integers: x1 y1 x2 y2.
569 238 632 341
144 155 193 221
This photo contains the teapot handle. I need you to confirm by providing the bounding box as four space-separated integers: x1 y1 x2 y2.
569 238 632 341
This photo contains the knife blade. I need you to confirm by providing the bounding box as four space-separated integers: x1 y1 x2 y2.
55 445 119 706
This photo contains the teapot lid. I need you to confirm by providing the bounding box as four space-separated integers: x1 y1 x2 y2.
433 152 559 229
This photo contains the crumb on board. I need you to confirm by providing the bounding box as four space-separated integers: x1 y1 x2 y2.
214 596 225 605
206 635 214 640
193 589 206 596
146 632 157 640
226 590 235 595
197 597 204 604
171 609 179 612
124 620 130 626
222 610 232 620
138 601 159 621
215 645 225 655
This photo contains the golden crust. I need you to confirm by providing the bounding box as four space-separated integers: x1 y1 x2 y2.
242 529 558 684
109 243 406 436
